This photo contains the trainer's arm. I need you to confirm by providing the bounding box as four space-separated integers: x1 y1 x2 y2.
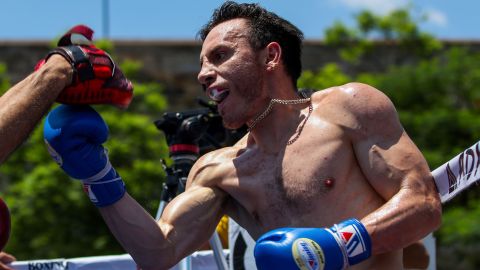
347 83 442 254
0 55 71 163
99 158 228 270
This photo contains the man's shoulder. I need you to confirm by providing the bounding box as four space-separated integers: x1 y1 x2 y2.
311 82 395 116
311 82 385 102
308 82 400 138
197 146 239 166
188 146 240 187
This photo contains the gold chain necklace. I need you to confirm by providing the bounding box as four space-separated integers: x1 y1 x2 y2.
247 96 313 145
286 102 313 145
247 97 311 131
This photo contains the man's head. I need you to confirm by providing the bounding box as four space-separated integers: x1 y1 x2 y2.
198 1 304 88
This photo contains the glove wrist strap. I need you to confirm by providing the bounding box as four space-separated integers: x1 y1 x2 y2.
81 155 126 207
82 150 114 183
83 178 125 207
331 218 372 266
46 45 97 83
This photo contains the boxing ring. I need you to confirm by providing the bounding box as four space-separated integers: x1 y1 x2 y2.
6 222 437 270
9 251 227 270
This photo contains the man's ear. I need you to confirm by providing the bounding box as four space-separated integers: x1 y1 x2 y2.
265 42 281 71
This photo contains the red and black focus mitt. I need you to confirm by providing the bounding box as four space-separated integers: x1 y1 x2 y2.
0 198 10 251
35 25 133 109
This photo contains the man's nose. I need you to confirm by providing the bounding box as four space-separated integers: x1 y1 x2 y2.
197 63 215 87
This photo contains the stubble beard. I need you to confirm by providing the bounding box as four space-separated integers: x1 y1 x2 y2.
222 58 265 129
221 82 264 130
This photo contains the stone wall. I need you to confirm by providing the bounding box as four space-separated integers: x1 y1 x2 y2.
1 39 479 109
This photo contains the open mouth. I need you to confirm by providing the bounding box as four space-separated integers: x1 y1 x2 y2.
208 88 230 103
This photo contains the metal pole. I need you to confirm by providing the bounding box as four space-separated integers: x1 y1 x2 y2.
102 0 110 39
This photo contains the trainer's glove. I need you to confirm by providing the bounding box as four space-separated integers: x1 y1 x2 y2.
0 198 10 251
43 105 126 207
35 25 133 109
254 218 372 270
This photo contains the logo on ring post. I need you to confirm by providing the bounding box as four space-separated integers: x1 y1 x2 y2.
292 238 325 270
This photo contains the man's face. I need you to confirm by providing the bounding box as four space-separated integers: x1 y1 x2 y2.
198 18 268 129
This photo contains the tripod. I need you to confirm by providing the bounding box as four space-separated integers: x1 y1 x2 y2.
154 106 233 270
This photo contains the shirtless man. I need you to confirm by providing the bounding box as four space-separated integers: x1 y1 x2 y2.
43 1 441 269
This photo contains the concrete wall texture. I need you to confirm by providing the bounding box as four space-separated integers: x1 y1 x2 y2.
1 40 479 109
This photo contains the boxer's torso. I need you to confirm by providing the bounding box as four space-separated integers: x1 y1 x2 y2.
191 88 403 269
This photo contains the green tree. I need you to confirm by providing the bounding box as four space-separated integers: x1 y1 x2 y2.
324 7 442 64
298 63 350 90
0 62 10 94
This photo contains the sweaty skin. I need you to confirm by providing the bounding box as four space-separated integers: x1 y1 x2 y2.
0 55 72 163
0 56 71 269
99 18 441 270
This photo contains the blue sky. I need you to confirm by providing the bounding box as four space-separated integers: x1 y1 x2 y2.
0 0 477 41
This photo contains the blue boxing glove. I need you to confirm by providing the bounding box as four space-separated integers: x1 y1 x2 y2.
254 219 371 270
43 105 125 207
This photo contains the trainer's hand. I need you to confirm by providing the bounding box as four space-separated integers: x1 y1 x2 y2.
44 105 126 207
254 219 372 270
0 252 16 270
35 25 133 109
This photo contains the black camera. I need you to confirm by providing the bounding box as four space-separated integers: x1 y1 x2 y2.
154 99 246 198
155 99 246 155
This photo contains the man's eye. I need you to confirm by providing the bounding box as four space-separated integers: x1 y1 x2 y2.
215 52 226 61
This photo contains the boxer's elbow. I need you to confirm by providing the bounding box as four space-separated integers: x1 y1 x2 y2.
411 173 442 232
135 252 177 270
403 176 442 235
425 191 442 231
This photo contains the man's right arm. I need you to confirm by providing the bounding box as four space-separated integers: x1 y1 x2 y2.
99 148 229 270
0 55 71 163
43 105 228 269
100 183 228 270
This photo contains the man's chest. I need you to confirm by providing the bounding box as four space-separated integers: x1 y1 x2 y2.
222 136 358 230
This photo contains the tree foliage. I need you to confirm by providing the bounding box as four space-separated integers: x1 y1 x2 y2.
324 8 442 63
0 63 9 92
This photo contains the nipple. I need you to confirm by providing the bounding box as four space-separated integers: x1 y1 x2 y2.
324 178 335 188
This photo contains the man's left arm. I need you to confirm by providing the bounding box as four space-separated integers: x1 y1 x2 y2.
349 83 442 254
254 83 441 270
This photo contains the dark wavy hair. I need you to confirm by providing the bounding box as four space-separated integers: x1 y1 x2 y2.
198 1 304 88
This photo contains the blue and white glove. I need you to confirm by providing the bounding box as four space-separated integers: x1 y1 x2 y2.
43 105 125 207
254 218 372 270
